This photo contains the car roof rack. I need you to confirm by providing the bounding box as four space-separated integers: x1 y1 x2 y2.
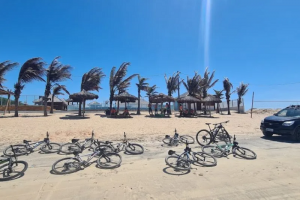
286 105 300 109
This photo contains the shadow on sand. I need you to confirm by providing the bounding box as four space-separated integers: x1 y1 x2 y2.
0 115 50 118
260 135 300 144
162 167 190 176
59 115 90 120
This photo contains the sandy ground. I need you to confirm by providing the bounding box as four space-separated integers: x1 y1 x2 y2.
1 110 300 199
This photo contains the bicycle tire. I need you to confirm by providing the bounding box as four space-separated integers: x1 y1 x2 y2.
196 129 212 146
0 160 28 181
125 143 144 154
193 152 217 167
202 145 224 158
180 135 195 144
52 157 81 174
3 145 28 157
233 147 257 160
215 129 232 143
97 153 122 169
59 143 81 154
40 143 61 153
165 155 191 171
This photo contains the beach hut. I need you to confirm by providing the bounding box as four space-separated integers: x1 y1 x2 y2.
150 93 175 114
0 89 14 115
177 95 201 115
69 89 99 116
113 92 138 110
200 95 222 116
34 95 68 111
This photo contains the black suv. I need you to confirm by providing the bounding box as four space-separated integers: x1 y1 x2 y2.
260 105 300 141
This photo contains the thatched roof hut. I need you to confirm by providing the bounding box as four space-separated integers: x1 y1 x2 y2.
200 95 222 103
113 92 138 103
69 90 99 101
177 95 201 103
150 93 175 103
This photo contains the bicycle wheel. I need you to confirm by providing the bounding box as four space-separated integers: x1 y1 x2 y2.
52 157 81 174
59 143 81 154
97 153 122 169
40 143 61 153
81 139 93 149
3 145 28 157
165 155 191 171
180 135 195 144
0 160 28 181
202 145 224 158
215 129 231 143
233 147 257 160
125 143 144 154
193 152 217 167
196 130 212 146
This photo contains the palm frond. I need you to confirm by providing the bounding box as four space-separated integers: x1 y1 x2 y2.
81 67 105 91
236 82 249 98
0 60 19 88
53 84 70 96
18 57 46 83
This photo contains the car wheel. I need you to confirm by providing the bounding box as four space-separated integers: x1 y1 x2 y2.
263 132 273 137
291 127 300 141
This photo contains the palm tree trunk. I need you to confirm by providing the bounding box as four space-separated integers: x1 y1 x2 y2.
169 101 172 115
137 88 141 114
227 99 231 115
109 93 113 111
78 101 82 116
203 89 207 115
14 96 19 117
117 101 120 112
50 94 54 113
83 100 86 117
216 103 219 113
237 97 241 113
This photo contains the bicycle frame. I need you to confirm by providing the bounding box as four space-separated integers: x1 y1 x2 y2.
25 140 45 150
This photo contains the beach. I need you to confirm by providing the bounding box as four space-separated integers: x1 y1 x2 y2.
1 111 300 199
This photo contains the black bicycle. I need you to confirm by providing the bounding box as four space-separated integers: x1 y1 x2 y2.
59 131 96 154
52 140 122 174
165 141 217 171
3 132 60 156
97 132 144 155
163 129 195 146
0 146 28 181
202 135 257 159
196 121 231 146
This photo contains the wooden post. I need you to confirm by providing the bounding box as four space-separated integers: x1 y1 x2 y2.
251 92 254 118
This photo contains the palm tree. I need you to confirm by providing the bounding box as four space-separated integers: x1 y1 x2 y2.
164 72 180 114
14 58 45 117
136 75 148 114
236 82 249 113
43 56 72 116
109 62 137 111
145 85 158 102
0 61 19 89
50 84 70 113
223 78 235 115
202 67 219 98
79 67 105 116
213 89 224 114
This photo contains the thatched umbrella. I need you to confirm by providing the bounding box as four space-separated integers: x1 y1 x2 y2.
150 93 175 113
113 92 138 109
177 95 201 113
69 89 99 116
200 95 222 117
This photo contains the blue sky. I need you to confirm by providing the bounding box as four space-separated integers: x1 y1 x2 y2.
1 0 300 110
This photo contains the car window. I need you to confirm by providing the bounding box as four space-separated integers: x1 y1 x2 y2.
277 109 288 117
277 108 300 117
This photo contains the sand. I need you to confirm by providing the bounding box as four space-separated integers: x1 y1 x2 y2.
1 110 300 200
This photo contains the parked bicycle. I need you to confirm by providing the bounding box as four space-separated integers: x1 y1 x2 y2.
196 121 231 146
0 146 28 181
96 132 144 155
165 141 217 171
202 135 257 159
3 132 60 156
163 129 195 146
52 140 122 174
59 131 96 154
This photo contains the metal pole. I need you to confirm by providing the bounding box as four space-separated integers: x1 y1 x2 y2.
251 92 254 118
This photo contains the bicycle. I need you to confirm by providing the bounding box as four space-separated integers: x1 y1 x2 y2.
52 140 122 174
163 129 195 146
165 141 217 171
196 121 231 146
96 132 144 155
0 146 28 181
202 135 257 159
59 131 97 154
3 132 61 156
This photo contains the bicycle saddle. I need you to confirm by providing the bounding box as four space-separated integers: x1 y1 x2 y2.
168 150 175 155
105 141 113 144
165 135 170 138
23 140 31 143
205 123 211 125
71 139 79 143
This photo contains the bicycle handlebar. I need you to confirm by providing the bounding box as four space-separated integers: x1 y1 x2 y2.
46 132 49 138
